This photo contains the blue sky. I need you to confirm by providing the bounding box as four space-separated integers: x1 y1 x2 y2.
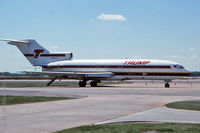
0 0 200 72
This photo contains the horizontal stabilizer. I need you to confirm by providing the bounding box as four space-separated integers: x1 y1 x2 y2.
0 38 30 45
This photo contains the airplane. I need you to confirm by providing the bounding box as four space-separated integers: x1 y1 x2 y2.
0 38 191 88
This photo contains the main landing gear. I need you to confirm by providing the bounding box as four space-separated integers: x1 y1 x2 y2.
164 79 171 88
79 80 98 87
79 80 87 87
90 80 97 87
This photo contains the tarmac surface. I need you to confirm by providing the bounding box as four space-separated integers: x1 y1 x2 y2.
96 106 200 124
0 80 200 133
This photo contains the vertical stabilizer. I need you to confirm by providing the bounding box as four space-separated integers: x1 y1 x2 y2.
0 39 72 66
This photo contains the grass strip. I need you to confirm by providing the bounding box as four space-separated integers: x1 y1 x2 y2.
55 122 200 133
0 95 73 105
166 101 200 111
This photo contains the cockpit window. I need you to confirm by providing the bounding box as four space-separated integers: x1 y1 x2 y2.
174 64 184 69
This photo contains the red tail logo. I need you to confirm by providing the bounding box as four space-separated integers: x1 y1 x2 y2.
34 49 44 58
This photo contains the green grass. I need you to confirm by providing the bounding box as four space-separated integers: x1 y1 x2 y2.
166 101 200 111
0 95 73 105
55 122 200 133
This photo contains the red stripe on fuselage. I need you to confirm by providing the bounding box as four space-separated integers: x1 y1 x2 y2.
42 65 171 69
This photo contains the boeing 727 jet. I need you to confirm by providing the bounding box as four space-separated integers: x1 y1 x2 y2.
0 39 191 87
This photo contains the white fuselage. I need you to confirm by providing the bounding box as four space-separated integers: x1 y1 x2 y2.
42 59 190 80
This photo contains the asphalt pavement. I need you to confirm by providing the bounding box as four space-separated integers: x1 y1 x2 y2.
0 80 199 133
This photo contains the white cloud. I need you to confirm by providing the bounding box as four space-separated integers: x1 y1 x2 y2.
97 13 126 21
189 48 195 51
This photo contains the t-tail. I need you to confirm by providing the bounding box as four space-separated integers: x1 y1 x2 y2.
0 39 73 66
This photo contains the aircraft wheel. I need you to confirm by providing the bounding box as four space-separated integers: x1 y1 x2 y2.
90 81 97 87
79 80 86 87
165 83 170 88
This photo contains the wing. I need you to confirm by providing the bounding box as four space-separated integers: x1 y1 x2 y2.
21 71 114 79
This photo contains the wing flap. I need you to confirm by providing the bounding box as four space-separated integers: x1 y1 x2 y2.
84 73 113 78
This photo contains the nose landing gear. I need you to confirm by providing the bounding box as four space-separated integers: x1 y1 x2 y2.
165 83 170 88
164 79 171 88
79 80 98 87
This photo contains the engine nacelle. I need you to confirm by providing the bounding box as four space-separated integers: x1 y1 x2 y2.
64 52 73 59
41 52 73 64
48 52 73 60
